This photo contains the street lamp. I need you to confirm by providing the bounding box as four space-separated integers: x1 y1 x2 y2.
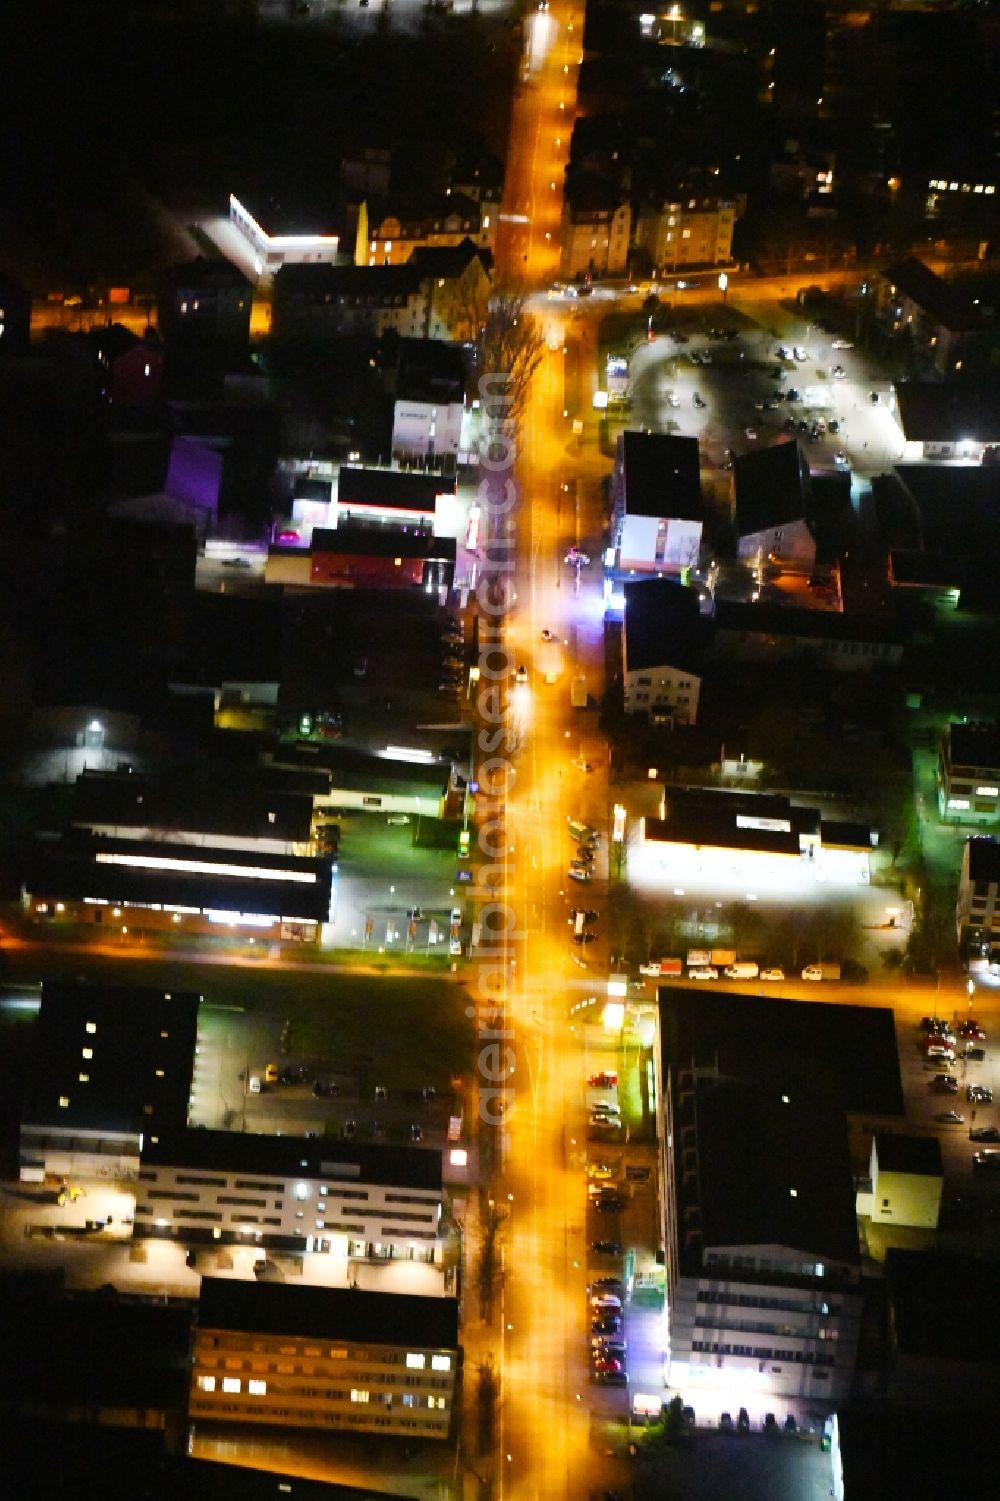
718 271 728 306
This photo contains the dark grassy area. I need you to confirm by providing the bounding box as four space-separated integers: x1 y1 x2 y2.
1 2 517 286
0 946 473 1089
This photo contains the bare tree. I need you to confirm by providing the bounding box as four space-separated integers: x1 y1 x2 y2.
439 276 545 424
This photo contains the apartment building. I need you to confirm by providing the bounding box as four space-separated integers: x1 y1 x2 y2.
622 578 705 724
938 723 1000 824
956 835 1000 958
559 178 631 279
190 1279 458 1439
634 195 735 272
136 1129 444 1263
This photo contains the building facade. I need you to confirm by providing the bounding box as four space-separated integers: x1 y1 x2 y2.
635 196 736 271
560 198 631 279
956 836 1000 957
938 724 1000 824
189 1280 458 1440
136 1131 443 1264
228 193 341 280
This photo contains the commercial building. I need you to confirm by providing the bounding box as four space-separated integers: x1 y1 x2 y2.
657 991 882 1411
336 465 456 531
633 787 878 898
189 1278 459 1439
228 192 341 280
19 980 198 1183
136 1130 444 1264
956 835 1000 957
891 381 1000 464
621 578 705 724
265 743 453 820
610 431 704 573
863 1133 942 1231
634 194 736 272
712 600 905 671
25 832 335 943
266 527 456 595
733 441 815 569
938 723 1000 823
69 766 316 856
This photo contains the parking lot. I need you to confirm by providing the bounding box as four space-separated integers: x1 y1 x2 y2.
603 295 905 494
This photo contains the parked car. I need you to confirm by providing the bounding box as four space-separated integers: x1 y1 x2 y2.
572 932 597 946
588 1072 618 1088
759 967 785 981
689 967 718 981
966 1046 987 1062
970 1126 1000 1143
929 1075 959 1093
591 1240 622 1256
590 1114 623 1130
595 1196 625 1215
936 1110 966 1125
973 1150 1000 1171
589 1277 623 1295
591 1313 623 1336
959 1021 986 1041
967 1085 993 1103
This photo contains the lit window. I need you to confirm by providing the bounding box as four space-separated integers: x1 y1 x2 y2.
78 1073 89 1083
222 1378 241 1393
81 1048 93 1060
294 1182 309 1200
315 1219 326 1230
975 786 998 797
427 1395 447 1409
406 1353 426 1370
350 1389 370 1404
197 1375 216 1392
59 1096 70 1109
431 1354 451 1371
948 798 970 810
85 1022 97 1034
682 229 691 239
402 1393 416 1408
248 1379 267 1396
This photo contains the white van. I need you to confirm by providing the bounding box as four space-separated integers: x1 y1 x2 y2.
724 962 759 980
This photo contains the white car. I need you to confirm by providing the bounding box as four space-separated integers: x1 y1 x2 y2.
689 967 718 981
793 346 807 361
831 339 854 350
639 963 661 977
568 867 592 883
387 814 411 826
834 451 849 467
759 967 785 981
514 664 529 685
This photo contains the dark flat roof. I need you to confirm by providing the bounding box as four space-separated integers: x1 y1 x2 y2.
659 989 904 1117
623 578 706 675
268 743 450 799
886 1248 1000 1363
894 381 1000 443
406 238 490 280
875 1132 942 1176
714 599 903 646
685 1076 859 1267
820 820 879 849
310 527 456 561
948 722 1000 770
645 813 801 857
275 263 419 300
24 981 198 1134
883 257 984 333
184 1460 413 1501
0 1277 192 1411
895 463 1000 558
733 440 809 537
198 1278 458 1350
71 768 315 844
967 836 1000 884
143 1128 442 1192
337 466 456 512
618 431 703 521
32 834 334 924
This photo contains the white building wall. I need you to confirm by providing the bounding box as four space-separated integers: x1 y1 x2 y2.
625 665 701 723
737 518 816 568
135 1160 442 1258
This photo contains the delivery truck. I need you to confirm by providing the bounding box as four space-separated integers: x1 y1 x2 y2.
802 962 841 981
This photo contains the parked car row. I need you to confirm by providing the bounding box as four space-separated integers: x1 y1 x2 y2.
589 1279 627 1384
